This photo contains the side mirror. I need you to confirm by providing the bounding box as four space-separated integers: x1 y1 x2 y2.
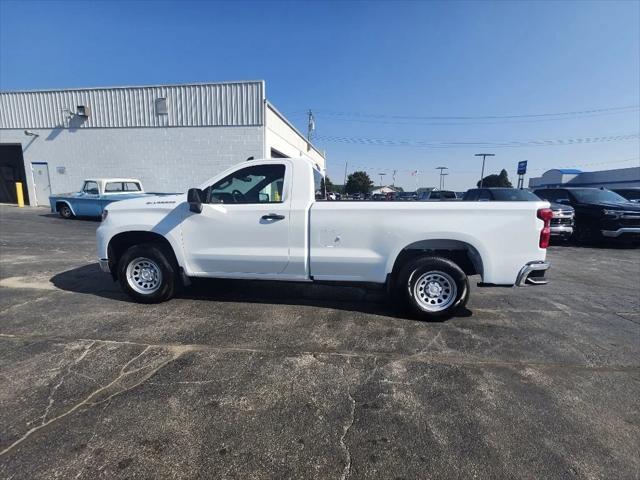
187 188 204 213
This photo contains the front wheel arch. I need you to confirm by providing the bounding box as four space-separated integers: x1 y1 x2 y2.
108 231 181 279
56 201 75 218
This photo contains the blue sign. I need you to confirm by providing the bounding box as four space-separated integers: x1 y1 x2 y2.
517 160 528 175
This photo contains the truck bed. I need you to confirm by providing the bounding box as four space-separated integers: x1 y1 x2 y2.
309 200 549 285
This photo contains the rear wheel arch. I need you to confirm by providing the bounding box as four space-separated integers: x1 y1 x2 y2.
389 239 484 284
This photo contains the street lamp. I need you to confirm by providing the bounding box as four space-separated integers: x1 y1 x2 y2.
440 172 449 190
378 172 387 187
475 153 495 188
436 166 448 190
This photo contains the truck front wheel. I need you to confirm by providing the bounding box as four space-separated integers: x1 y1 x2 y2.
395 256 469 320
117 244 177 303
58 203 74 219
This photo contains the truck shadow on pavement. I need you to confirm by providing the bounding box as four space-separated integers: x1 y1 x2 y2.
50 264 470 321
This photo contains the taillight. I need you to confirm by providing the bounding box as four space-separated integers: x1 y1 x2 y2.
537 208 553 248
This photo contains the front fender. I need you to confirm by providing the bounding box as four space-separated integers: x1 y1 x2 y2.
97 199 188 271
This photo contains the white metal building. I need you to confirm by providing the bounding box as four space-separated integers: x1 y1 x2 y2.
0 81 325 205
528 167 640 189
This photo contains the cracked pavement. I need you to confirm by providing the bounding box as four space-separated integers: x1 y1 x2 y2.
0 205 639 479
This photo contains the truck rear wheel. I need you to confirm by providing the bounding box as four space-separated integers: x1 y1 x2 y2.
117 244 176 303
395 256 469 320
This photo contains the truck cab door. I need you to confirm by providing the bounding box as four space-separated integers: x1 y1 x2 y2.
181 162 291 276
76 181 101 216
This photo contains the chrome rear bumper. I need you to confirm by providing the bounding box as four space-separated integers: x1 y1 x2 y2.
516 261 550 286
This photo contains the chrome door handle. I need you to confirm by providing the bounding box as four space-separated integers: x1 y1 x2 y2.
261 213 285 220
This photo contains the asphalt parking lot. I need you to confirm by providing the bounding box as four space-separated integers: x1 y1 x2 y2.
0 205 638 479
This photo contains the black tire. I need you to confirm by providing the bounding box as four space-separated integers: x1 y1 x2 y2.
394 256 469 320
58 203 74 219
117 244 177 303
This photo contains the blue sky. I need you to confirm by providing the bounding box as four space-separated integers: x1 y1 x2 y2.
1 0 638 190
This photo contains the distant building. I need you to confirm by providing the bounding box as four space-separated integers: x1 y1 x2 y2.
0 81 325 206
529 167 640 189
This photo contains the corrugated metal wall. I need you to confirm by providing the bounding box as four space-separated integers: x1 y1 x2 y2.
0 81 265 129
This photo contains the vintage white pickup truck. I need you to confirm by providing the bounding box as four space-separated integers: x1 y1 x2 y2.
96 158 552 319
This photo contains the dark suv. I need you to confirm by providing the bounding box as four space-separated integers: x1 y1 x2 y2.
534 188 640 243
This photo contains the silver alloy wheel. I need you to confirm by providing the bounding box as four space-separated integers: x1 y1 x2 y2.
413 270 457 312
126 257 163 295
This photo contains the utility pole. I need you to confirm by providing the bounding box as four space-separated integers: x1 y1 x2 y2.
475 153 495 188
343 161 348 189
436 166 448 190
306 110 315 151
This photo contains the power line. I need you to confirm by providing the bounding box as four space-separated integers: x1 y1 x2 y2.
315 133 639 149
344 156 639 175
305 105 639 121
291 108 640 126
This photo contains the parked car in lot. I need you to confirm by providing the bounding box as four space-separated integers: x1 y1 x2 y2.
463 188 575 239
97 157 552 319
50 179 145 219
533 187 640 243
613 188 640 203
396 191 418 201
420 190 457 201
547 202 575 240
463 188 537 202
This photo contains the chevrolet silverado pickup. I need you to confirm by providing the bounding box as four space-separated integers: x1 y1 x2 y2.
96 158 552 319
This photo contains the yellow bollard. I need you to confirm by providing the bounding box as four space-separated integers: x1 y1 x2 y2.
15 182 25 207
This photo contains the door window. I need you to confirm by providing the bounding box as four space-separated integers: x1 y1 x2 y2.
105 181 141 192
105 182 124 192
82 181 99 194
207 164 286 204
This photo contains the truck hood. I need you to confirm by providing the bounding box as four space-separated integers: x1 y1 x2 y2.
549 202 574 213
576 201 640 212
105 193 186 211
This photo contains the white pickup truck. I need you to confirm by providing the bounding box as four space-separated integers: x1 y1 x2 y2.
96 158 552 319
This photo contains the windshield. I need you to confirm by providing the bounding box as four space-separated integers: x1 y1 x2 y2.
615 189 640 200
570 189 629 204
491 189 539 201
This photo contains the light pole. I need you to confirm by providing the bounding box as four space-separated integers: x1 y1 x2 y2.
436 166 448 190
441 172 449 190
475 153 494 188
378 172 386 187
